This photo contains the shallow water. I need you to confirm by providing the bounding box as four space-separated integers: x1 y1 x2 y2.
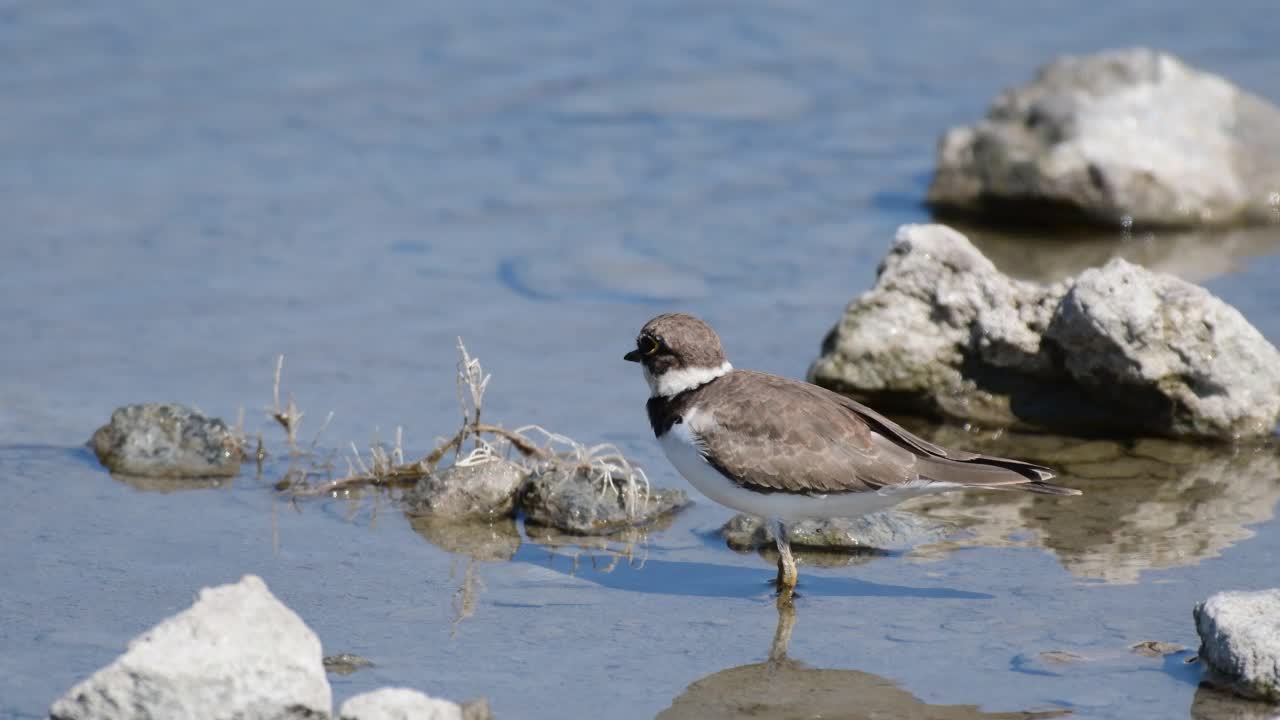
3 2 1280 718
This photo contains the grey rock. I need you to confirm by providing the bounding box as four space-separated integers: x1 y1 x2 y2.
928 48 1280 228
50 575 331 720
338 688 463 720
809 223 1280 440
721 512 955 552
403 458 528 520
520 466 691 535
1194 590 1280 703
1046 260 1280 438
90 403 243 478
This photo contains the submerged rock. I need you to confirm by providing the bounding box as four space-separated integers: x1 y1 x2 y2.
338 688 466 720
50 575 330 720
1194 590 1280 703
1130 640 1185 658
90 403 242 477
520 466 690 535
721 512 955 552
323 653 375 675
809 224 1280 440
928 48 1280 228
403 458 528 519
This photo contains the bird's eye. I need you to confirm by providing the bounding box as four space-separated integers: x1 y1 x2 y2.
640 336 660 355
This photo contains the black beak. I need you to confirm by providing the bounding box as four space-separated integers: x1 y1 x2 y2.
623 349 642 363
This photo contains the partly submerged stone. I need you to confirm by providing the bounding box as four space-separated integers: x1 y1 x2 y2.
1130 640 1186 658
721 512 955 552
520 466 691 535
49 575 330 720
90 403 242 477
1194 590 1280 703
809 224 1280 440
323 653 375 675
928 48 1280 228
403 458 528 520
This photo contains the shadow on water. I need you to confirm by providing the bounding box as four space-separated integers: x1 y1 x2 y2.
404 506 991 603
512 546 994 602
657 602 1068 719
899 423 1280 583
400 419 1280 597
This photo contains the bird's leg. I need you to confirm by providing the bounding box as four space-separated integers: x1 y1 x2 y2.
770 517 798 600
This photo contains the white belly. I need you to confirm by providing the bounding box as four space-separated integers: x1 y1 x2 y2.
657 420 934 522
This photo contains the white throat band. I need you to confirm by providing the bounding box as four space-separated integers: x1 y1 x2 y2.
644 361 733 398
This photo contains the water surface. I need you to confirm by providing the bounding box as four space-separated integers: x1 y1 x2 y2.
3 2 1280 718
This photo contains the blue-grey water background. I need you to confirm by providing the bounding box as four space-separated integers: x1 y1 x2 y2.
3 2 1280 718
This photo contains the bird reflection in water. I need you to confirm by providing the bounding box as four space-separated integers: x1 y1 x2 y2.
658 602 1069 720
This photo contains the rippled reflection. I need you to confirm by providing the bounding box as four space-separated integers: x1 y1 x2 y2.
1190 684 1280 720
658 603 1068 719
900 424 1280 583
953 220 1280 284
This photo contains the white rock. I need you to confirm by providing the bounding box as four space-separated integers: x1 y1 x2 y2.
809 223 1280 439
338 688 463 720
50 575 331 720
1194 590 1280 703
1047 259 1280 438
928 48 1280 228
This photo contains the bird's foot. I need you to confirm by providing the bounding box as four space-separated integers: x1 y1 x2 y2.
766 577 801 606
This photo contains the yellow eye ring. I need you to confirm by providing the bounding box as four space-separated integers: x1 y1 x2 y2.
641 336 660 355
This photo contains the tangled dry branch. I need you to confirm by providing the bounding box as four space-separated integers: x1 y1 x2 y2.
284 339 651 517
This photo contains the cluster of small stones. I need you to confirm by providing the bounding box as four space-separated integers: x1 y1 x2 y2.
404 455 690 536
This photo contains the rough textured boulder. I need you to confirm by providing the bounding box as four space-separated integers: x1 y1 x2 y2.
49 575 330 720
1194 590 1280 703
809 224 1280 440
337 688 464 720
721 512 955 552
403 458 528 519
928 48 1280 228
520 467 690 535
90 403 242 477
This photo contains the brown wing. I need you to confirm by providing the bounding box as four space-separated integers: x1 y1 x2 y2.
690 372 921 495
691 371 1076 496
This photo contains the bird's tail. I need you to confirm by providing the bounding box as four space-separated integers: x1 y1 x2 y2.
921 455 1082 496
